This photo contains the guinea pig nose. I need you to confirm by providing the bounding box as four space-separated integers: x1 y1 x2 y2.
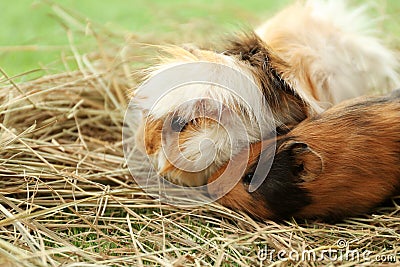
171 116 187 132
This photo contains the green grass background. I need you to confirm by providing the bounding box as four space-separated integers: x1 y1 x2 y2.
1 0 399 77
0 0 290 77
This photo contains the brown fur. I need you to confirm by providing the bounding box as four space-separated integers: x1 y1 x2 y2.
143 118 163 155
208 141 273 219
208 92 400 220
225 33 312 125
144 116 220 186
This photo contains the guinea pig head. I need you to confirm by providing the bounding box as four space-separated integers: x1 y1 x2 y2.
135 100 239 187
132 33 317 187
207 137 323 220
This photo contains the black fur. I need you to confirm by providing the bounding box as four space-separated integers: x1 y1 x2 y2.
224 32 294 99
224 32 309 125
249 138 312 219
170 116 187 132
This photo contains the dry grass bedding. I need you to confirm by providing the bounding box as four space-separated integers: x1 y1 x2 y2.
0 3 399 267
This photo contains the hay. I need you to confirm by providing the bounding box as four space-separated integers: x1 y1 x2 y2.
1 2 399 267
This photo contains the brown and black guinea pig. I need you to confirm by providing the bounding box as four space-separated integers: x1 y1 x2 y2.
208 90 400 220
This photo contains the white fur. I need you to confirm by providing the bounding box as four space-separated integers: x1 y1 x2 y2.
134 55 268 124
134 58 272 185
256 0 400 104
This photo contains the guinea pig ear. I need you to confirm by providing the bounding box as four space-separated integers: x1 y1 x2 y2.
285 141 323 182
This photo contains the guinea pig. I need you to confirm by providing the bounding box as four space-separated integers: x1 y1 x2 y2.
132 0 399 187
208 90 400 220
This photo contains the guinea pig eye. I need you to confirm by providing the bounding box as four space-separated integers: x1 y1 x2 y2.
243 172 254 186
171 116 187 132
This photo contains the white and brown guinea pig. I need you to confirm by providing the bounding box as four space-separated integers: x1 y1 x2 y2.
208 90 400 220
133 0 399 187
